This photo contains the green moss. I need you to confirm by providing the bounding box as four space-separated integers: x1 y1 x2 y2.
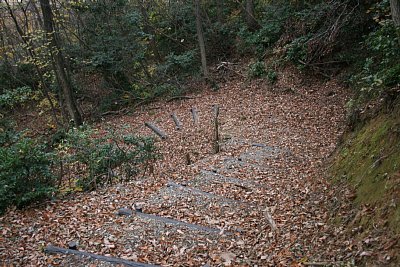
331 109 400 233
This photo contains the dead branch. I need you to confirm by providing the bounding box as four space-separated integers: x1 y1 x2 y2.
167 95 197 102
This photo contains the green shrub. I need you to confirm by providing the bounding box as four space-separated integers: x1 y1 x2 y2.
351 20 400 102
157 50 197 77
0 86 33 110
0 129 56 213
266 70 278 84
58 126 158 190
284 35 310 66
237 5 291 57
248 61 267 78
0 63 38 93
0 121 160 212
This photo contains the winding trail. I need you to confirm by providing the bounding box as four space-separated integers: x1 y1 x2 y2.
0 71 352 266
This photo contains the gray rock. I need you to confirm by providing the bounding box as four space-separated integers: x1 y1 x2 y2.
117 208 133 216
68 241 78 250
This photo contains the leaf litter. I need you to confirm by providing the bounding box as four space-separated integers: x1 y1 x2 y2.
1 67 389 266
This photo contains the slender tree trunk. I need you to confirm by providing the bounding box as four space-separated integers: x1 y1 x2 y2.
4 0 61 127
245 0 259 31
391 0 400 27
194 0 208 77
39 0 82 127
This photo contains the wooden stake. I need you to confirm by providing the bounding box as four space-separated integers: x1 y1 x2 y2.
144 122 167 139
213 105 220 153
191 107 199 125
185 153 192 165
171 112 182 130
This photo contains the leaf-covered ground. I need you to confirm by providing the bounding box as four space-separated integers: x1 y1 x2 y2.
2 67 386 266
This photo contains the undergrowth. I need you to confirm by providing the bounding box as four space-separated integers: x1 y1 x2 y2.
0 122 158 214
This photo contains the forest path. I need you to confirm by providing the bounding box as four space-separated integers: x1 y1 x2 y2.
0 71 352 266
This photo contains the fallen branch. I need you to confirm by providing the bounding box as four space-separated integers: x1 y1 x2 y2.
167 95 197 102
303 262 340 266
216 61 246 78
44 245 159 267
144 122 167 139
101 107 129 117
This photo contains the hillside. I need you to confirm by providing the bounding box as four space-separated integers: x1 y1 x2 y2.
1 0 399 266
0 67 395 266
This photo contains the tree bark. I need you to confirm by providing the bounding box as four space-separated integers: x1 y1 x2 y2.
391 0 400 27
39 0 83 127
194 0 209 77
245 0 259 31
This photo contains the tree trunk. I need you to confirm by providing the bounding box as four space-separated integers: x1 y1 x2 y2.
194 0 209 77
391 0 400 27
4 0 61 127
245 0 259 31
39 0 82 127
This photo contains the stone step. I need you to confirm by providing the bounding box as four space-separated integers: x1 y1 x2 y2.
165 182 241 205
185 170 264 202
136 211 230 235
45 245 160 267
196 170 262 189
55 208 237 267
143 181 261 232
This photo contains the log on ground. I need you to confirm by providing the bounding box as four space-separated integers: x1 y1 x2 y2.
44 245 160 267
145 122 167 139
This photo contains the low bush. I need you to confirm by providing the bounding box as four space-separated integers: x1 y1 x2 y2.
0 121 159 213
236 4 291 57
58 126 158 191
0 86 33 110
284 35 310 66
351 20 400 105
0 125 56 213
248 61 266 78
266 70 278 84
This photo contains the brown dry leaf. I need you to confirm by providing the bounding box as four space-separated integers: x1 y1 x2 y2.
220 252 236 266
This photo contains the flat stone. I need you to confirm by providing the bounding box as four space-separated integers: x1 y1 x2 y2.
135 212 231 235
199 170 259 189
117 208 133 216
165 182 240 205
134 203 143 213
68 241 78 250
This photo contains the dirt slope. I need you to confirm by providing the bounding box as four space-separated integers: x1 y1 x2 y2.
1 69 358 266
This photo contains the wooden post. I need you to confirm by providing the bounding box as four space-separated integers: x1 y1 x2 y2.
191 107 199 125
213 105 220 154
171 112 182 130
144 122 167 139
